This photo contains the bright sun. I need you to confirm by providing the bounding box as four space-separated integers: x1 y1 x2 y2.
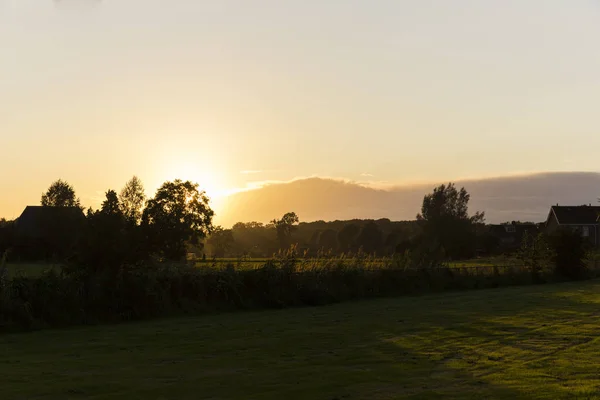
159 161 227 202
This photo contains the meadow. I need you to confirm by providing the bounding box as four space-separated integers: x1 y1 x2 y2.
5 255 520 278
3 279 600 399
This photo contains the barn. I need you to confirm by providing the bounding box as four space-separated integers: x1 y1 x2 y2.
13 206 86 261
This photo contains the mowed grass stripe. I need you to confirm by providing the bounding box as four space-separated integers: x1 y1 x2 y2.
3 281 600 399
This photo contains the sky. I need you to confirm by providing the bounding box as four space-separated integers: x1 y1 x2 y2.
2 0 600 222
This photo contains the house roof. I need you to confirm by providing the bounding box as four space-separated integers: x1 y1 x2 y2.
550 205 600 225
15 206 85 238
488 224 538 237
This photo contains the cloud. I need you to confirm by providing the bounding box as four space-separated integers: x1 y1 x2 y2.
240 170 263 175
214 172 600 227
360 173 374 177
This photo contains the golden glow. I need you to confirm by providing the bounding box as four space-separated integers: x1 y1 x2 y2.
160 161 225 199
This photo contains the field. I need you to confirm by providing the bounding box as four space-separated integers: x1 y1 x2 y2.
192 255 520 270
5 256 520 278
4 262 60 278
3 280 600 399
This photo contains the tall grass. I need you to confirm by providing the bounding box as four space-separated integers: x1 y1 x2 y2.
0 248 555 333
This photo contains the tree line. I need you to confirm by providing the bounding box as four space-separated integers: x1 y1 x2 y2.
0 177 214 266
0 178 543 264
206 183 487 261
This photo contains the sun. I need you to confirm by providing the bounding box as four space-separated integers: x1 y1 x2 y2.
158 161 227 202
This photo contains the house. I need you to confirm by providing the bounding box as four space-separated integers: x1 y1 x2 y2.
545 205 600 247
13 206 86 260
485 223 539 253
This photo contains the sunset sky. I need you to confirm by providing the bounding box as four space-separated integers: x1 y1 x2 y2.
2 1 600 222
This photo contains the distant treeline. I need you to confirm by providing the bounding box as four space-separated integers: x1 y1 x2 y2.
206 218 420 259
0 178 540 263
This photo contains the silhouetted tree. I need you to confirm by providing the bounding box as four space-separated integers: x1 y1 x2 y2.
548 229 589 279
317 229 338 253
338 223 360 253
417 183 484 260
101 190 121 216
308 229 323 251
231 222 274 257
356 222 383 254
271 212 299 250
77 190 129 271
517 231 554 281
384 232 401 255
41 179 81 208
142 180 214 261
119 176 145 224
206 226 235 258
0 219 15 255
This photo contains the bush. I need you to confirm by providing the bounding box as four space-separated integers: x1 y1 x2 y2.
0 255 543 333
517 232 554 282
548 229 589 280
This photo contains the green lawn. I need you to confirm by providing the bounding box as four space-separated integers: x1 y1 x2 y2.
5 263 60 278
3 281 600 399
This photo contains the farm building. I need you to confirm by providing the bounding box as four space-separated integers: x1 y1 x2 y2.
13 206 86 261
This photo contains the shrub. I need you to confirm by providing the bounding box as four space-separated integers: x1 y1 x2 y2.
548 228 589 280
0 254 543 333
517 232 554 282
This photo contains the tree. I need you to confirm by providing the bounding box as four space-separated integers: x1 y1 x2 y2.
231 221 273 257
356 222 383 254
101 190 122 216
0 219 15 256
517 232 554 281
142 179 214 261
417 183 484 260
271 212 299 250
317 229 338 253
78 190 128 270
206 226 235 258
41 179 81 208
119 176 145 224
384 232 401 255
338 223 360 253
548 229 589 280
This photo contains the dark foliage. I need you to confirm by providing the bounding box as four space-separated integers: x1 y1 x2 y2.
417 183 485 260
142 180 214 261
119 176 146 224
0 219 15 255
548 228 589 280
206 226 235 258
337 223 361 253
356 222 383 255
76 190 145 272
0 260 543 333
271 212 299 250
41 179 82 209
517 232 554 282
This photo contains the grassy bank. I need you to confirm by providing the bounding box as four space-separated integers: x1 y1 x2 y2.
2 280 600 399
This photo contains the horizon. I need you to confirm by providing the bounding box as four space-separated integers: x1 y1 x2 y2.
3 1 600 223
4 171 600 227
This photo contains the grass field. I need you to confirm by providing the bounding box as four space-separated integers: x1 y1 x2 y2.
3 280 600 399
4 263 60 278
193 255 521 270
6 256 520 277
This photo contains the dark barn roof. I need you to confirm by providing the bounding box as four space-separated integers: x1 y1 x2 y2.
15 206 85 238
550 205 600 225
